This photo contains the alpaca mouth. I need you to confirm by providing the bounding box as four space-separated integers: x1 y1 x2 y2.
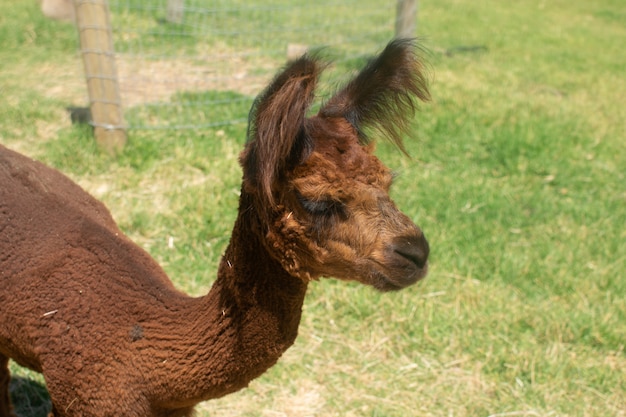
371 261 428 291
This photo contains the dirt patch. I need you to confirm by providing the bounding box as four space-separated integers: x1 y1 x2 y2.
115 52 279 106
30 50 279 108
21 48 290 132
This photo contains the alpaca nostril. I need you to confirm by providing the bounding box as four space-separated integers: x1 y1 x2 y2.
393 234 429 269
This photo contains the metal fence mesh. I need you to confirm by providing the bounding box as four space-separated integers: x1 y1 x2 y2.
105 0 398 130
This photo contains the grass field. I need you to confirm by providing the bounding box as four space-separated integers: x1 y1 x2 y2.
1 0 625 416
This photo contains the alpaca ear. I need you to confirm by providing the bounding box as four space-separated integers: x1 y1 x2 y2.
242 56 321 207
319 38 430 153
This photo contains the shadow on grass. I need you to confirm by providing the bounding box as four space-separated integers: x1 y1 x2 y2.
9 377 51 417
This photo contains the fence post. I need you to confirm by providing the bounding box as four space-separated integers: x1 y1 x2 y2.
395 0 418 38
74 0 126 154
167 0 185 24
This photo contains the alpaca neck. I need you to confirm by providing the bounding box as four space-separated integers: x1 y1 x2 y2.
208 206 309 374
155 192 308 407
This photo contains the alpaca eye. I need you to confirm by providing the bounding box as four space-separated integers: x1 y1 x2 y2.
296 193 344 217
300 198 331 215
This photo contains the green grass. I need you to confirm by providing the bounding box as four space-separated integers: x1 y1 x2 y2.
1 0 625 416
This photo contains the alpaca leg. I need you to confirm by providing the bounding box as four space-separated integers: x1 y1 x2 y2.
0 354 16 417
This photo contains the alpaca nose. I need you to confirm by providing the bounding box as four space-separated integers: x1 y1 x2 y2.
392 233 429 270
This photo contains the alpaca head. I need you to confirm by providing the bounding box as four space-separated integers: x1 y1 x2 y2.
240 39 430 291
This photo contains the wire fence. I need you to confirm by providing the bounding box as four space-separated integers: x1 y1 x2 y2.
102 0 402 131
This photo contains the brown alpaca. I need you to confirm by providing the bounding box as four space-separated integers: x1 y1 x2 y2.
0 39 430 417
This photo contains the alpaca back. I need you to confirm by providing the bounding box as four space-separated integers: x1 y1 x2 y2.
1 145 118 276
0 143 180 291
0 145 181 369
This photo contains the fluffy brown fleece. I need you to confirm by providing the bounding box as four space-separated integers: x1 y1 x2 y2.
0 39 430 417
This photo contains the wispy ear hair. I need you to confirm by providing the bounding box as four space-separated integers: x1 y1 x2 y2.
243 55 322 207
319 38 431 153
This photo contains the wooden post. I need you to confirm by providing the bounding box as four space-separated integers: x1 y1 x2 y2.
395 0 418 38
74 0 127 153
167 0 185 24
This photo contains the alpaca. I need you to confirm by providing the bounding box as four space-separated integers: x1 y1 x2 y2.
0 39 430 417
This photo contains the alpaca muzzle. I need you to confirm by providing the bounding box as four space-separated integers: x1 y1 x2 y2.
380 233 429 290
